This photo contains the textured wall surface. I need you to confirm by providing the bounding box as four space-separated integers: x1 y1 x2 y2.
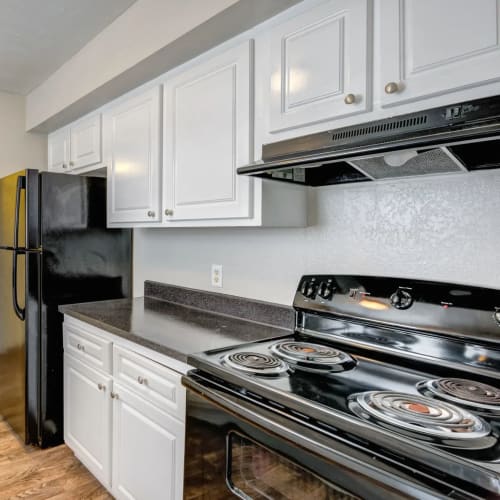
134 170 500 305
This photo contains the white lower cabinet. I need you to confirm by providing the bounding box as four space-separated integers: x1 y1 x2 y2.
112 383 184 500
64 354 113 489
63 319 185 500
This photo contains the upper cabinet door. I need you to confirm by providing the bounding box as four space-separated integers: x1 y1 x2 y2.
268 0 370 133
163 41 253 222
48 127 70 172
70 114 102 170
104 87 162 224
380 0 500 107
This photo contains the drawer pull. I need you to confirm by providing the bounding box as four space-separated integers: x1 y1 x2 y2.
98 383 106 391
137 376 147 385
111 392 119 400
77 343 85 351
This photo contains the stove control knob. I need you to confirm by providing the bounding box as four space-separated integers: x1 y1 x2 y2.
390 289 414 310
494 310 500 327
300 280 317 299
318 282 334 300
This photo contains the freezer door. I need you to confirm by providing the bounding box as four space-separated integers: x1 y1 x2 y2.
0 170 27 248
0 169 40 250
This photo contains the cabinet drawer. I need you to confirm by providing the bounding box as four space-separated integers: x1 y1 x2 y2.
113 345 185 421
64 323 112 374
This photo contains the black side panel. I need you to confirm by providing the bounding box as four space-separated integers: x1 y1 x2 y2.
25 170 41 446
39 172 132 447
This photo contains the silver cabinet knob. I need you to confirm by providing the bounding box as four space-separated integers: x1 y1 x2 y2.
62 164 68 169
344 93 356 105
98 383 106 391
69 161 74 167
110 392 119 399
147 211 155 218
137 376 147 385
76 343 85 351
164 209 174 217
385 82 400 94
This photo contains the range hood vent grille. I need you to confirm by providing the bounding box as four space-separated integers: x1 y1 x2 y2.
332 114 429 143
237 95 500 186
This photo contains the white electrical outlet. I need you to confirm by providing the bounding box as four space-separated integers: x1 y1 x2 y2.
211 264 223 288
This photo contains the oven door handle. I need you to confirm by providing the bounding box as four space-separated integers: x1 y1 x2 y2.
182 374 448 500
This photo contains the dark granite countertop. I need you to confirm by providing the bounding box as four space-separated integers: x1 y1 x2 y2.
59 288 294 364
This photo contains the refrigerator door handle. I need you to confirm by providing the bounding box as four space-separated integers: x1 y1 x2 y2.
14 176 25 248
12 249 25 321
12 176 26 321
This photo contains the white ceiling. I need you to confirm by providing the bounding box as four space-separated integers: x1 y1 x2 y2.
0 0 137 95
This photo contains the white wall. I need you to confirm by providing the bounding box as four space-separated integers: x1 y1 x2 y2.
134 170 500 305
25 0 240 130
0 91 46 176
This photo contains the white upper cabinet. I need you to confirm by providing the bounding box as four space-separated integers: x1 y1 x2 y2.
163 41 253 222
267 0 371 133
70 114 102 170
48 113 102 173
379 0 500 106
48 127 71 172
104 87 162 225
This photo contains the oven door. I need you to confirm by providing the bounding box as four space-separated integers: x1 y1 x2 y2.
182 372 449 500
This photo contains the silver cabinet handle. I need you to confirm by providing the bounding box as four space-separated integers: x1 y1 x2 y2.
137 376 147 385
147 211 155 218
344 93 356 105
164 209 174 217
98 383 106 391
384 82 400 94
110 392 119 399
76 343 85 351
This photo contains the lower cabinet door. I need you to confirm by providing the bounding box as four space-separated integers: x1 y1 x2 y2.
64 354 112 488
111 383 185 500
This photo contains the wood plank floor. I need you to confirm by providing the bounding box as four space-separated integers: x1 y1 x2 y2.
0 421 112 499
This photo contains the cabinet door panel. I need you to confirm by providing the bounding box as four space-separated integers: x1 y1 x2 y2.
380 0 500 106
104 87 162 224
112 383 184 500
268 0 370 133
70 114 101 169
163 41 252 221
48 128 70 172
64 354 112 488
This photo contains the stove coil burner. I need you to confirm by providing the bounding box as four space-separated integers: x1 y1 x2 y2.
270 341 356 373
349 391 492 448
417 378 500 416
222 352 288 376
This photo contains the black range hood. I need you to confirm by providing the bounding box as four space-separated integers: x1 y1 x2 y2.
238 95 500 186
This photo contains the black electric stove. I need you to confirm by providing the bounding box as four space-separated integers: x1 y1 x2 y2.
184 276 500 499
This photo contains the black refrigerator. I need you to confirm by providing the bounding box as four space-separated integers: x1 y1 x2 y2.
0 169 131 448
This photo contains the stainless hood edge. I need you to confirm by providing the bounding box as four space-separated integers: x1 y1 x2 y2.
238 95 500 186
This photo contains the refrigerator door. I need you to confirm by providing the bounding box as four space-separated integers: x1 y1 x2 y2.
0 247 26 440
0 170 41 445
39 172 131 447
